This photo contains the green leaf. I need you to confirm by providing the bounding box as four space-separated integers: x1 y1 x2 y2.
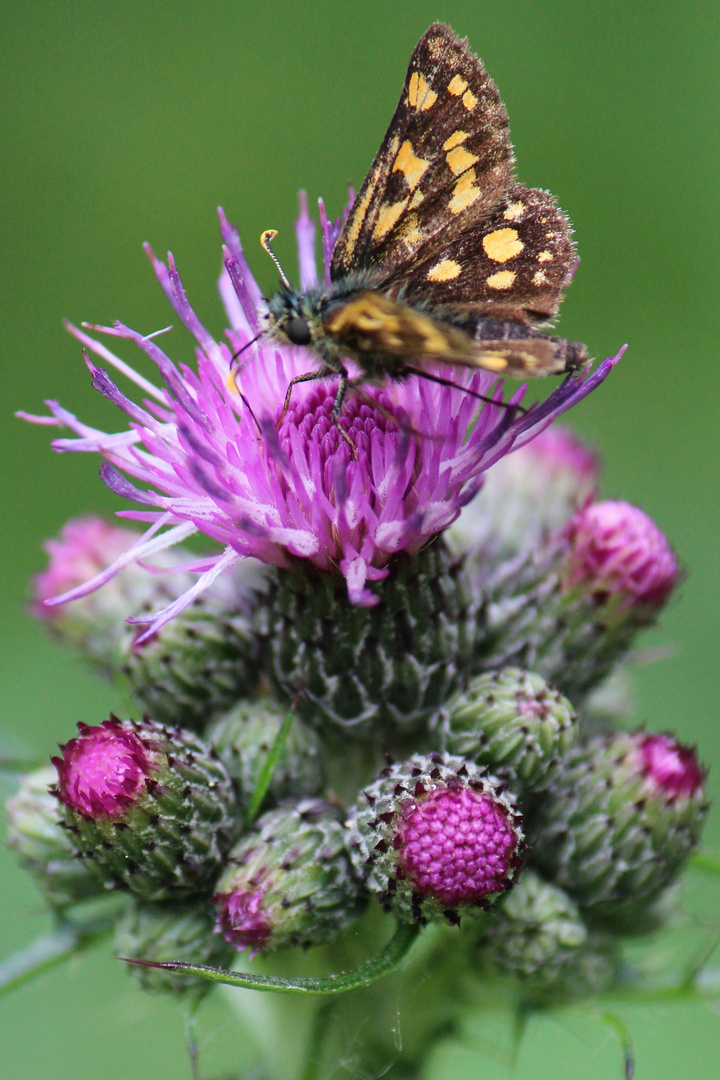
121 920 420 996
244 702 296 825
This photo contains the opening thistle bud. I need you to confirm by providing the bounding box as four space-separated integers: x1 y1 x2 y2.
348 753 524 924
562 500 678 622
52 717 237 901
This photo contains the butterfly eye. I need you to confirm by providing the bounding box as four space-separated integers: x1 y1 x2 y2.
285 317 312 346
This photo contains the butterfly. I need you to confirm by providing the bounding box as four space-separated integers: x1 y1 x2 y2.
261 22 589 423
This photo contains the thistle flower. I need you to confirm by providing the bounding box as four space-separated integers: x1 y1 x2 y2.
53 716 237 900
479 499 679 701
213 799 362 953
348 753 524 924
533 730 707 921
21 193 620 637
32 516 269 729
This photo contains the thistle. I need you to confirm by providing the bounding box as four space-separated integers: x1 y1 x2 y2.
52 716 237 900
213 799 363 953
533 731 707 920
6 766 102 909
437 667 577 793
21 189 616 640
483 870 616 999
479 500 679 701
348 753 524 924
32 516 269 730
116 900 235 999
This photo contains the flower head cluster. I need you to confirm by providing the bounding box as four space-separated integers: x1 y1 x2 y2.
21 193 620 635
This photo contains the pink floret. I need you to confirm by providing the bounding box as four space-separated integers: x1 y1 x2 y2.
398 787 519 907
638 733 704 800
214 888 273 952
53 719 151 819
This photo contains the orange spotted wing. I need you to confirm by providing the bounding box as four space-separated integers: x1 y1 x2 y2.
327 23 587 376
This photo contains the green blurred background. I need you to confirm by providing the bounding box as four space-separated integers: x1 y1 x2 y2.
1 0 719 1076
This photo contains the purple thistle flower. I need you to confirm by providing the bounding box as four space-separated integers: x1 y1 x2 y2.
20 192 622 638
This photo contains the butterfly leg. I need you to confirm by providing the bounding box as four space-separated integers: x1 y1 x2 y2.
278 368 332 426
331 374 359 457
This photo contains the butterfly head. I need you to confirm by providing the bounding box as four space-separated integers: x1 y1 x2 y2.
259 229 324 348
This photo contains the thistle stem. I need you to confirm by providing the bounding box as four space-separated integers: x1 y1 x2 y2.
0 921 111 998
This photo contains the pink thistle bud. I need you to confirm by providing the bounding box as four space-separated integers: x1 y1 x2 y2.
562 500 678 622
535 730 707 920
634 733 704 800
213 800 362 953
32 516 141 623
51 716 236 901
348 753 524 924
53 718 151 820
214 888 273 953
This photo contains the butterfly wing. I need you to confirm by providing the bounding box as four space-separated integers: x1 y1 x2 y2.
388 184 578 326
330 23 515 283
322 292 588 378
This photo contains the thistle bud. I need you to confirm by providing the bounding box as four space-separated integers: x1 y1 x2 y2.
448 426 598 562
207 700 324 812
347 753 524 925
481 500 679 702
562 501 678 622
6 766 101 908
483 870 616 999
213 800 362 953
266 542 477 736
438 668 576 792
52 717 237 900
32 516 269 730
116 900 235 999
534 731 707 920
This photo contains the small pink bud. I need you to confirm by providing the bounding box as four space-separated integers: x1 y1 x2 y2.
635 733 704 800
563 500 678 619
214 887 273 952
32 516 140 621
349 754 524 923
52 718 152 820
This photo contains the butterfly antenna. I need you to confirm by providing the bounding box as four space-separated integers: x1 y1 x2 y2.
229 331 263 368
260 230 292 289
